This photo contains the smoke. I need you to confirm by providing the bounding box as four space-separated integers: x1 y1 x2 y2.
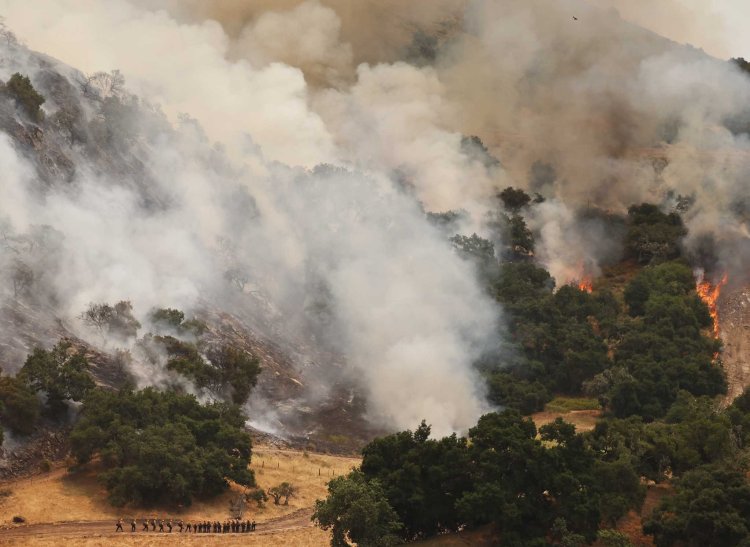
1 0 750 434
0 0 500 435
590 0 734 59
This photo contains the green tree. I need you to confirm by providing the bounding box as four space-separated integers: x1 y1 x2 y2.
624 204 686 264
70 387 254 506
268 482 297 505
19 340 95 413
0 375 41 435
81 301 141 340
597 529 634 547
4 73 45 120
361 421 472 540
206 346 261 405
313 470 402 547
644 464 750 546
499 187 532 212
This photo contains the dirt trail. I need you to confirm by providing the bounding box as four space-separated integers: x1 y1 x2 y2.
719 287 750 404
0 508 314 542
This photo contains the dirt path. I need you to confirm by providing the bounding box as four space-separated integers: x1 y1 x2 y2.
0 508 314 542
719 287 750 405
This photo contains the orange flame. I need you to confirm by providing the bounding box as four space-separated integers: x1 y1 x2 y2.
696 273 728 338
578 278 593 293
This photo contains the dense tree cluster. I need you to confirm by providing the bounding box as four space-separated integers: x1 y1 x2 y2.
316 385 750 545
484 261 615 413
314 412 643 546
609 262 725 419
70 387 254 507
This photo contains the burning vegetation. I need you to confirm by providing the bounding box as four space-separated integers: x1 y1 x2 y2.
696 271 729 339
578 278 593 294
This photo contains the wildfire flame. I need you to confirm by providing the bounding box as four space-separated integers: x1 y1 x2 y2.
696 272 728 339
578 278 593 294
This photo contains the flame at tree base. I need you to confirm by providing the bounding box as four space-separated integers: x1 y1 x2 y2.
696 272 728 339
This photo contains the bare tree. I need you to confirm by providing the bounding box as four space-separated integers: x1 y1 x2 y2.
82 70 125 99
80 303 115 337
224 267 250 292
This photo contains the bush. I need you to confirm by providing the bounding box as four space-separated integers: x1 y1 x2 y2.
246 488 268 507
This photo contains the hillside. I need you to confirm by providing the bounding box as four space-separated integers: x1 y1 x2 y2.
0 1 749 545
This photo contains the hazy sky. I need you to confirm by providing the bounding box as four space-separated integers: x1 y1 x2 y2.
594 0 750 59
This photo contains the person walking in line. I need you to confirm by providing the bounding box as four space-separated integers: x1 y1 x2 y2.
252 520 256 531
158 519 164 532
142 519 149 532
131 519 136 532
115 519 124 532
150 519 156 531
178 520 183 533
167 520 173 533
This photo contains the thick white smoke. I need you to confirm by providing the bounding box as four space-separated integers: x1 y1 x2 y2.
0 0 502 435
2 0 750 435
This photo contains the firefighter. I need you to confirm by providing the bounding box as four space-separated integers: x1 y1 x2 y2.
131 519 136 532
252 520 256 531
150 519 156 531
158 519 164 532
167 520 173 533
178 520 184 533
115 519 124 532
142 519 149 532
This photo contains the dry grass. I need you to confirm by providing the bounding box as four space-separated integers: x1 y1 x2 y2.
1 527 331 546
0 444 360 528
531 409 602 433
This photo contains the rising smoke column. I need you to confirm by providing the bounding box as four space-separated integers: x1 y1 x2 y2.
0 0 501 435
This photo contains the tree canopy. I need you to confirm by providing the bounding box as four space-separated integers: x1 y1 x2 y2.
70 387 254 506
